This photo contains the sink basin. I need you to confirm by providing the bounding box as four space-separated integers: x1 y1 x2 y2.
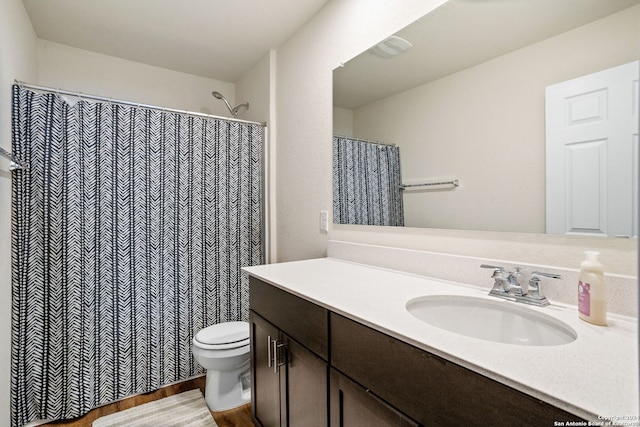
406 295 577 346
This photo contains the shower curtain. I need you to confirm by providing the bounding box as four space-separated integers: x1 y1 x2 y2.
10 85 264 426
333 136 404 226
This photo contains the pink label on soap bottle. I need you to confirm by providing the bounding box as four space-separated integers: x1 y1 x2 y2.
578 281 590 316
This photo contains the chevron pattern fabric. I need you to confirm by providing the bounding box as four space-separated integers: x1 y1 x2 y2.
333 136 404 226
10 85 264 427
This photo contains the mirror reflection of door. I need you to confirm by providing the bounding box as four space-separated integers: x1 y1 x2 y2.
545 61 639 237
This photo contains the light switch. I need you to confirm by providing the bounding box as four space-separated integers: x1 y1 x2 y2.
320 210 329 232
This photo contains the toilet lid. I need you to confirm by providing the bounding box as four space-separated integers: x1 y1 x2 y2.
194 321 249 348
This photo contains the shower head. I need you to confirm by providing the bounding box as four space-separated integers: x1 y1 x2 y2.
211 91 249 118
212 91 236 117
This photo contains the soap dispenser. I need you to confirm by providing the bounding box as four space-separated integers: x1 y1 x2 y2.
578 251 607 326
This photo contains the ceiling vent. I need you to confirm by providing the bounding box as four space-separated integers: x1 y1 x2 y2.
368 36 413 58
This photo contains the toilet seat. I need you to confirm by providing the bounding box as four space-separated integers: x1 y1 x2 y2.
194 321 250 351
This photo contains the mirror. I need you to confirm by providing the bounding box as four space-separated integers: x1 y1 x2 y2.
333 0 640 234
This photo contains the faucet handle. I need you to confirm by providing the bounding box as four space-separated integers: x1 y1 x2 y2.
481 264 509 293
480 264 508 281
531 271 562 280
480 264 507 278
528 271 562 301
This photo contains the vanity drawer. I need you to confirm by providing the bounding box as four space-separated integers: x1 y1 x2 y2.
330 313 583 426
250 277 329 360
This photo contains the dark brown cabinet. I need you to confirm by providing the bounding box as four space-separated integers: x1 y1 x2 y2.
250 312 283 426
330 369 419 427
330 313 584 426
283 334 328 426
250 278 329 427
249 277 586 427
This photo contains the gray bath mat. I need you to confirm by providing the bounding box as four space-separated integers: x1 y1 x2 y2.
92 389 218 427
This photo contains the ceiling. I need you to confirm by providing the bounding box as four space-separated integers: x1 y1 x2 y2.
22 0 331 82
334 0 640 110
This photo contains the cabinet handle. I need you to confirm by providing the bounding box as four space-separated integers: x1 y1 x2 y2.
272 338 279 373
267 335 287 373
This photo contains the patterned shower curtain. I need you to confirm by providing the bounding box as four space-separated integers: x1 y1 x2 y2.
333 136 404 226
10 85 264 426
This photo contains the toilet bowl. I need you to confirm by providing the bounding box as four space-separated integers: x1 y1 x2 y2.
192 321 251 412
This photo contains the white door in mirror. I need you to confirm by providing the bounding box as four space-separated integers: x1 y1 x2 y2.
545 61 638 237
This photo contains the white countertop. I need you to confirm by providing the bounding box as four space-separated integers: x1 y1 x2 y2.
244 257 639 422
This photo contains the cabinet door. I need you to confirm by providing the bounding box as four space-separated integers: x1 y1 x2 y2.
283 334 328 427
250 311 283 427
330 369 419 427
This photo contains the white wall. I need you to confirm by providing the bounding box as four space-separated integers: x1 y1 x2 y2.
236 50 277 262
332 106 353 137
37 40 236 117
275 0 637 275
0 0 38 424
236 51 271 124
352 5 640 232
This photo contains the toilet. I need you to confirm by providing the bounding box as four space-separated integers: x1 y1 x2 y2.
192 321 251 412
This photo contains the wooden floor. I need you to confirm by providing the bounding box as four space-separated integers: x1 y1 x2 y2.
211 403 254 427
44 376 255 427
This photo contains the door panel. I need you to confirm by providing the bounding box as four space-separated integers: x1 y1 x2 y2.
284 334 328 427
330 369 419 427
251 311 282 427
565 139 607 234
546 61 638 236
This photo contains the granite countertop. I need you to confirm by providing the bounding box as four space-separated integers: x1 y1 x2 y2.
244 257 639 422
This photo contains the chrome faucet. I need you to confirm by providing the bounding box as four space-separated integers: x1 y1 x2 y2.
506 266 524 295
480 264 561 307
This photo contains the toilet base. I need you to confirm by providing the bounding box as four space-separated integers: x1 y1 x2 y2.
204 366 251 412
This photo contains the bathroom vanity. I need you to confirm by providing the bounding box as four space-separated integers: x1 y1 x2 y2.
245 258 638 426
250 277 329 426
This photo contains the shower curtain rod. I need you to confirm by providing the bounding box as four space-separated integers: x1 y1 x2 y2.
334 134 396 147
15 81 267 127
